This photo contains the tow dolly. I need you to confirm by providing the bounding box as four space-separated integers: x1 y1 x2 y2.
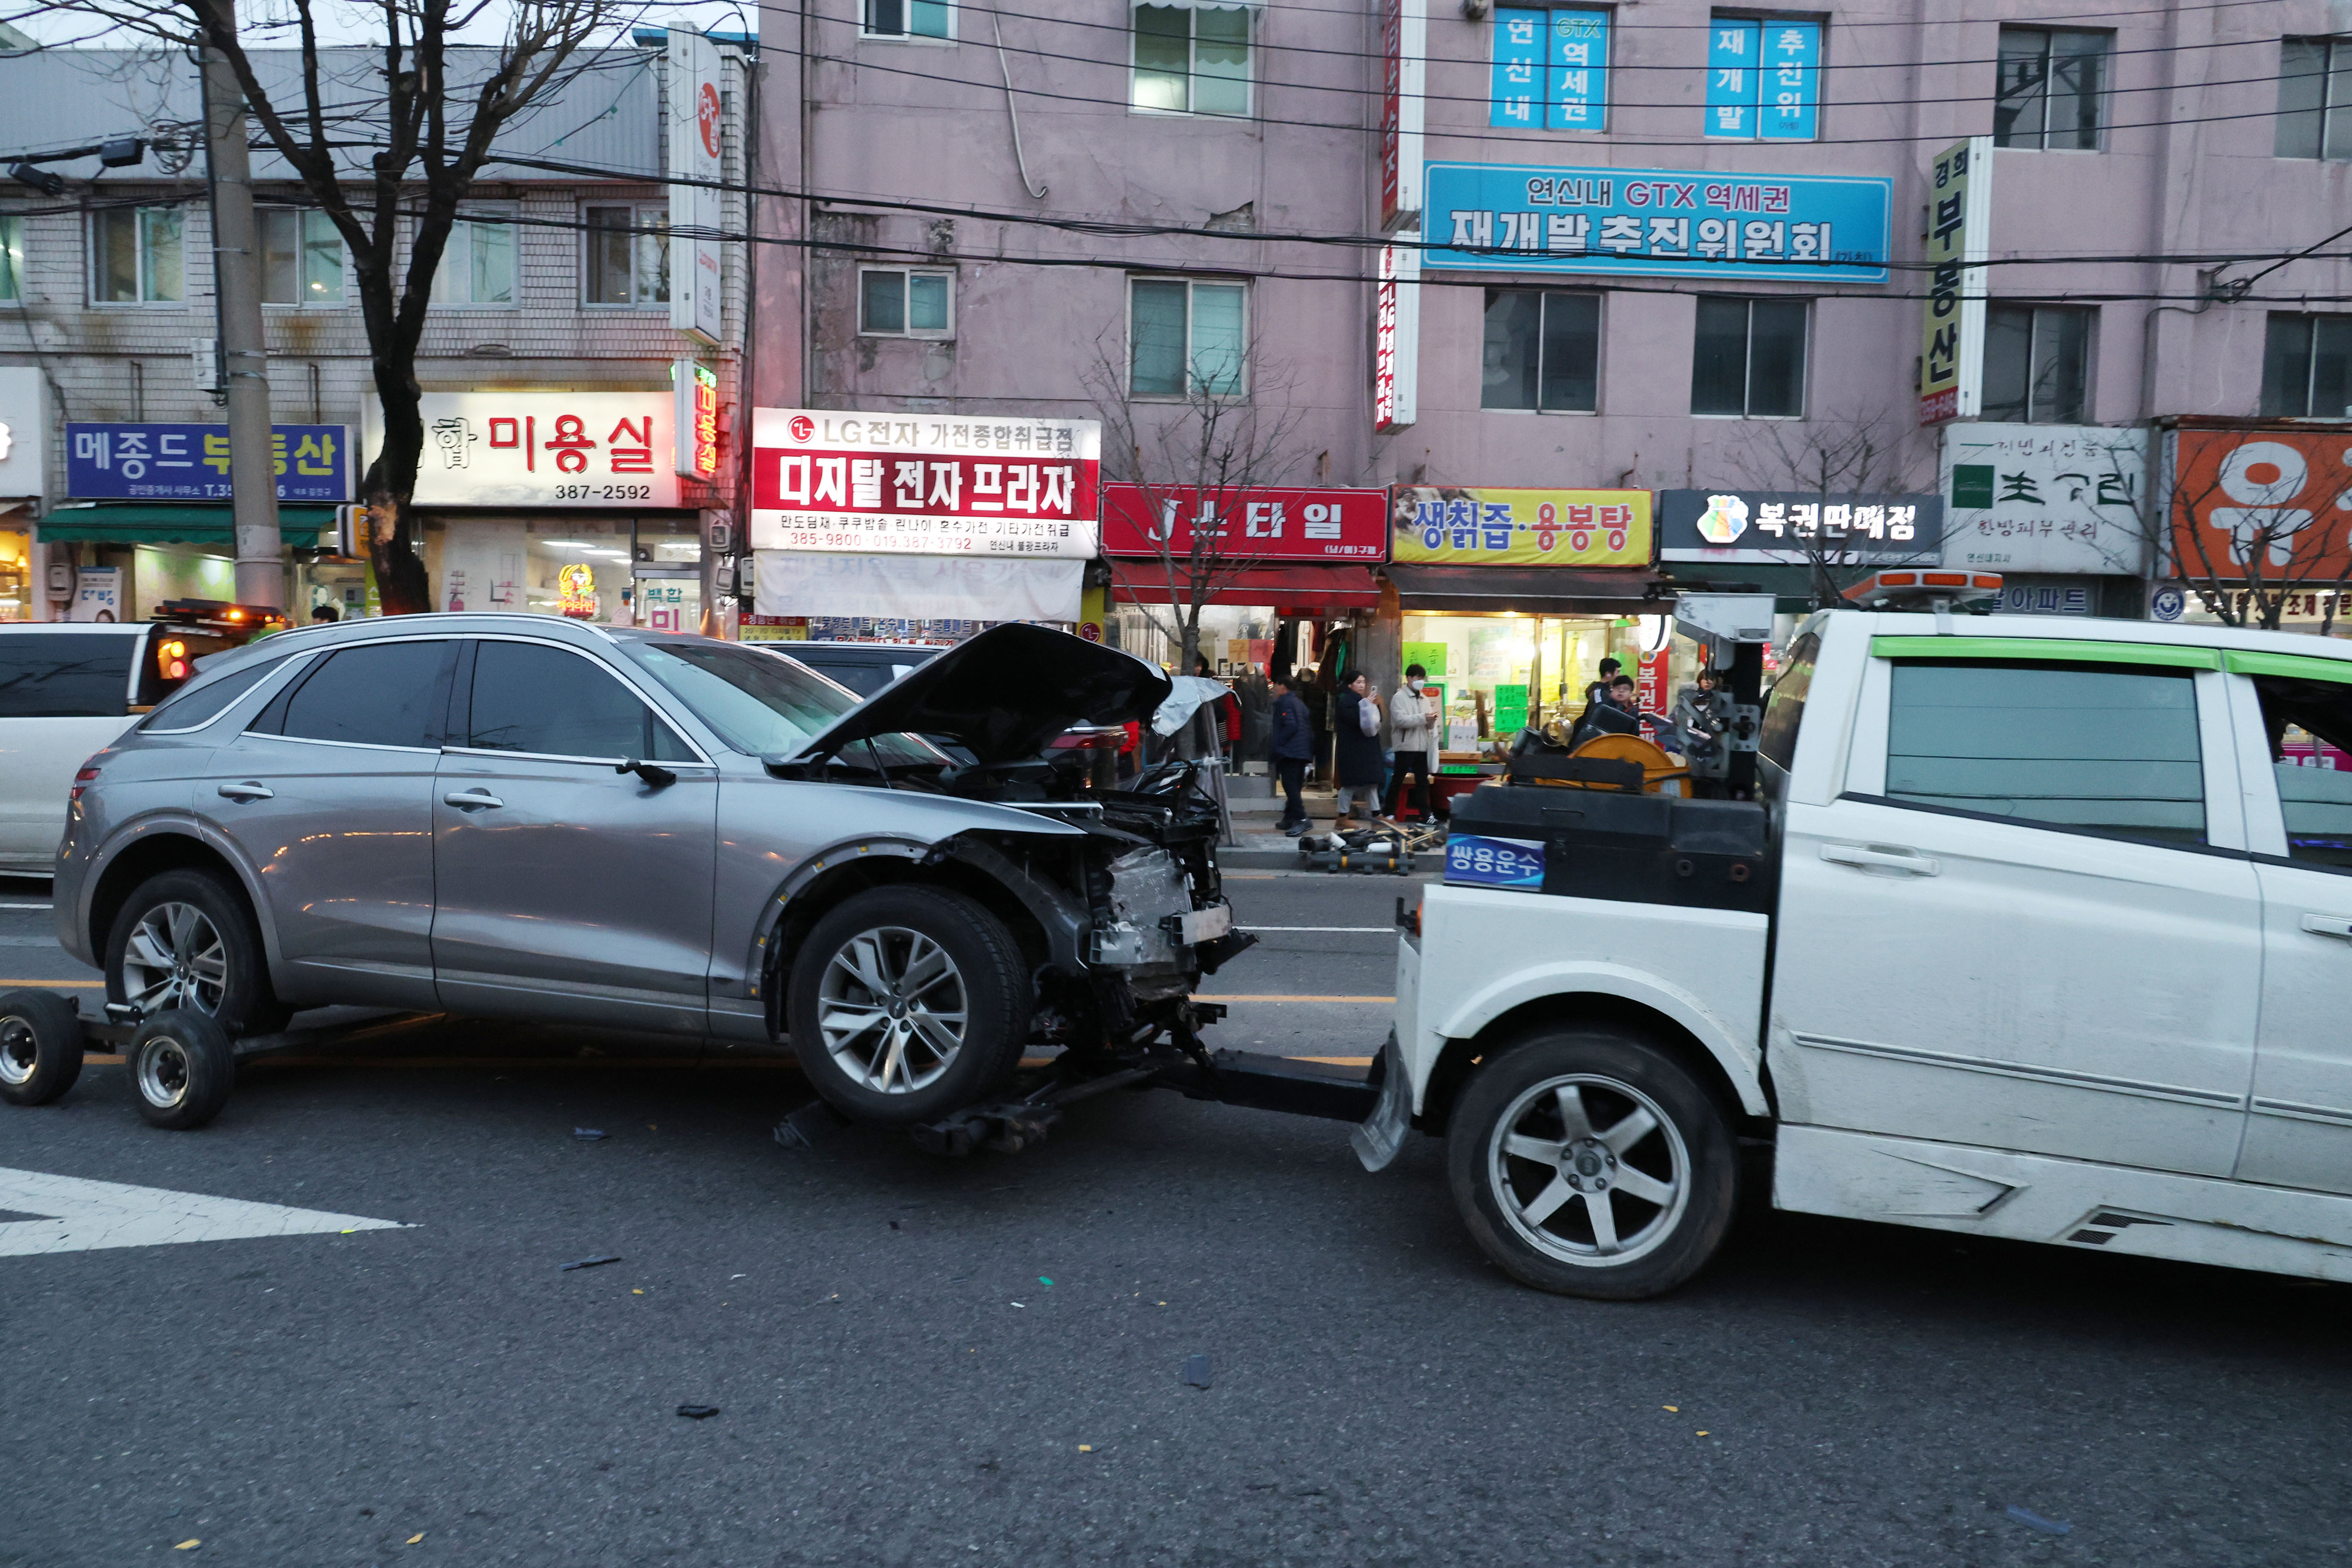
1 987 1388 1149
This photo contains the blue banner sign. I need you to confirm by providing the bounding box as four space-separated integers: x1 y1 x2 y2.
1490 8 1609 131
1445 834 1547 891
1424 161 1889 284
65 422 352 503
1706 19 1819 140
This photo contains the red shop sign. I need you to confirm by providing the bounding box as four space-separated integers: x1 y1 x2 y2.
1099 483 1389 563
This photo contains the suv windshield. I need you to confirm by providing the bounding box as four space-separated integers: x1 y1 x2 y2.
616 639 932 761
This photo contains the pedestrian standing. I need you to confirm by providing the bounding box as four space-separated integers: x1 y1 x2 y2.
1384 663 1439 821
1582 656 1622 713
1268 668 1314 837
1332 670 1385 828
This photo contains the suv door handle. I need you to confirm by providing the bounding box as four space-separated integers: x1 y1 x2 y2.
2302 914 2352 941
1820 843 1942 876
216 781 273 802
443 789 505 810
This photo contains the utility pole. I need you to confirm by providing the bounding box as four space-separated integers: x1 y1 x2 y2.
199 0 283 609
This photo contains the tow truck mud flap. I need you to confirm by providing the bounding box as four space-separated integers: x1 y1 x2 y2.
1350 1034 1409 1174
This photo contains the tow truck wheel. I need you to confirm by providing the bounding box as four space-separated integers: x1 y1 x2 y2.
786 885 1031 1128
0 989 86 1106
125 1009 236 1131
1446 1027 1738 1300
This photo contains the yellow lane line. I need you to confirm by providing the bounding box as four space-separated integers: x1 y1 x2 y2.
1193 994 1395 1004
0 979 101 988
1290 1056 1377 1067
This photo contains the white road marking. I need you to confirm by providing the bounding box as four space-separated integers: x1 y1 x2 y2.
0 1167 406 1258
1243 926 1393 933
0 902 54 910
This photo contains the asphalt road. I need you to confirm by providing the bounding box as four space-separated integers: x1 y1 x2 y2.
6 872 2352 1566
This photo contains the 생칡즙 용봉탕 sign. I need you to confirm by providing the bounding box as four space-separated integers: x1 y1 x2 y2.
1391 487 1652 568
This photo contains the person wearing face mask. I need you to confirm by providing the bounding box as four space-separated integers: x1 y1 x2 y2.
1384 663 1438 821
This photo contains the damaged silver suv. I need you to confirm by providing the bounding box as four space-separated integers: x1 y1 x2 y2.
55 619 1250 1128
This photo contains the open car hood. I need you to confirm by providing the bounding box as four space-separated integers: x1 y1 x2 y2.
786 623 1172 768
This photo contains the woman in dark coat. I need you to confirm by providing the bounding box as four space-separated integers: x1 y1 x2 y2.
1332 670 1386 828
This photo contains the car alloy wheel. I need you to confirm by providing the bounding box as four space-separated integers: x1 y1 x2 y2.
120 901 229 1018
815 925 970 1095
1486 1072 1691 1268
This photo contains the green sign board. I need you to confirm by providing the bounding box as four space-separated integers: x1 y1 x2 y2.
1403 641 1448 680
1493 683 1529 737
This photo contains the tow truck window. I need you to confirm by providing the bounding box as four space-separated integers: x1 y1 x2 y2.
2250 674 2352 870
1756 630 1818 777
1884 661 2206 845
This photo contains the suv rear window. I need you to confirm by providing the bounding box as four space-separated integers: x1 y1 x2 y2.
0 633 134 717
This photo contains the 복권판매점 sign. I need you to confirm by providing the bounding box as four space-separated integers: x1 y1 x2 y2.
1422 161 1889 285
1391 486 1652 568
1658 489 1943 564
367 393 680 509
750 408 1102 560
66 422 351 502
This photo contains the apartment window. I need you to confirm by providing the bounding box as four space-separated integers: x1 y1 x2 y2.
2261 313 2352 418
91 206 183 304
1705 15 1820 140
1129 277 1246 397
1491 8 1610 131
259 209 343 306
2277 38 2352 159
0 215 20 303
1132 4 1251 117
584 205 669 306
1690 296 1806 417
1982 303 2091 423
858 268 953 337
862 0 951 39
431 209 517 306
1482 289 1599 412
1994 28 2108 150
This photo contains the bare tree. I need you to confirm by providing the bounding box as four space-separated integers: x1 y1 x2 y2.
1085 345 1311 678
1734 407 1942 609
51 0 630 612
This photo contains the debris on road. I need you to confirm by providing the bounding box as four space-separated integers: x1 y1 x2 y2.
1182 1353 1212 1389
773 1099 850 1149
2006 1506 2072 1536
1039 1276 1053 1286
406 1533 426 1544
573 1128 607 1141
173 1542 200 1552
677 1405 720 1419
560 1255 621 1271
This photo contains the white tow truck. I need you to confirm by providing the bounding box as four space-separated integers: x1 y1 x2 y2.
1358 597 2352 1298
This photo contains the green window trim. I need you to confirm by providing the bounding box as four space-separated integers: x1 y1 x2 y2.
2222 649 2352 684
1870 636 2221 670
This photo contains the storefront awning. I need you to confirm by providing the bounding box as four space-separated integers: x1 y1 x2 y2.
37 504 338 546
1108 561 1381 613
1382 565 1669 616
754 551 1083 622
1659 563 1832 615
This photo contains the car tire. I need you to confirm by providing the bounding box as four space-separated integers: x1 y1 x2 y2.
105 869 290 1039
1446 1026 1739 1300
786 885 1031 1128
125 1009 236 1131
0 989 86 1107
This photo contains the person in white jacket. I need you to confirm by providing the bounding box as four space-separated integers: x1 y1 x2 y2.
1383 663 1439 821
